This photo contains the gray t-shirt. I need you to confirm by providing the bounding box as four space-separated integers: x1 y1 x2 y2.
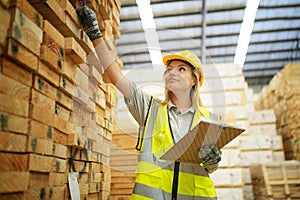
125 81 194 143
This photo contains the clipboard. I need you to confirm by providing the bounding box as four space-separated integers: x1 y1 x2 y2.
160 118 245 164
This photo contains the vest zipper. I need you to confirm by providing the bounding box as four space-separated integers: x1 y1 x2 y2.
171 162 180 200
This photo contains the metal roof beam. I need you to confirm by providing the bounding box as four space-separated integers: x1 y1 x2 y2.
250 30 300 43
243 69 281 78
252 19 300 32
259 0 300 7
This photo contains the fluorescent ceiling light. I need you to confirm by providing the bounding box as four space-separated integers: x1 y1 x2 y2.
234 0 260 66
137 0 163 69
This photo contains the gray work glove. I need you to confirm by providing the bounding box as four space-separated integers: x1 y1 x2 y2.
76 6 102 41
199 144 222 170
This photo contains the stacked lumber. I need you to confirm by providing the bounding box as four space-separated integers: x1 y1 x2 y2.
110 68 165 200
250 161 300 199
255 63 300 161
110 128 137 200
0 0 121 199
201 63 250 200
203 64 284 200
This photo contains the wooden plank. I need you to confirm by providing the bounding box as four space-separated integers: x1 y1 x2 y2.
215 188 244 200
100 181 110 192
52 128 68 146
43 19 64 48
1 57 32 86
40 44 64 74
49 172 66 186
31 89 56 113
63 56 77 83
89 182 100 193
111 182 135 190
56 14 81 40
89 172 101 183
37 61 60 87
248 109 276 125
27 136 53 155
59 74 74 97
54 115 77 135
75 68 89 92
33 75 57 100
52 158 66 173
8 7 43 56
98 0 110 20
80 30 94 53
89 65 102 83
30 103 55 126
0 131 27 152
0 152 28 171
25 172 50 200
92 133 103 154
82 126 97 141
65 37 86 64
0 193 26 200
57 0 80 27
29 119 53 140
110 188 133 195
50 186 65 200
29 0 65 26
94 86 106 110
0 5 11 45
100 163 111 181
0 93 29 117
210 168 244 187
0 73 30 101
55 102 70 122
73 86 90 109
100 191 110 200
102 20 113 39
56 88 73 111
52 143 67 159
6 38 38 71
0 171 29 193
10 0 43 28
67 133 86 149
29 153 53 172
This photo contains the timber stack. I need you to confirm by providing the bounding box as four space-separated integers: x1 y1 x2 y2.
0 0 121 199
255 63 300 161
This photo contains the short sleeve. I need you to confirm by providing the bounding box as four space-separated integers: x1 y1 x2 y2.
124 81 152 126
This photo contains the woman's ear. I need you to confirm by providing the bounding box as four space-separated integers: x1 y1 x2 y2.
191 77 196 87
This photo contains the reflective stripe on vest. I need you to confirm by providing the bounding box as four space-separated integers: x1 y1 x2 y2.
132 98 219 199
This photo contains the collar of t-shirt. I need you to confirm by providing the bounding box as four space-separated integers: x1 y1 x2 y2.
167 100 195 115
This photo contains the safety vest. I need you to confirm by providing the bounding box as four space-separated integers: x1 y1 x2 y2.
132 97 220 200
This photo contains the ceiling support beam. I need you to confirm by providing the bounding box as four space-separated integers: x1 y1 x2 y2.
201 0 207 64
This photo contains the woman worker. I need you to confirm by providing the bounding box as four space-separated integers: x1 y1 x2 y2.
77 6 222 200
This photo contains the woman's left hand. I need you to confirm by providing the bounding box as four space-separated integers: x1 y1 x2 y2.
199 144 222 170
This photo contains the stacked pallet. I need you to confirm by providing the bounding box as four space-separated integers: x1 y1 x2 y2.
0 0 121 199
255 63 300 161
250 161 300 199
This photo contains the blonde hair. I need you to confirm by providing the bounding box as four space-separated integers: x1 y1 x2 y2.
162 60 203 112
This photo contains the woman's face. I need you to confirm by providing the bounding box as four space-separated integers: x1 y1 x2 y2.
164 60 196 93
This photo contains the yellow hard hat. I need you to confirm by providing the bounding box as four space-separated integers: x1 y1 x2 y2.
163 50 204 86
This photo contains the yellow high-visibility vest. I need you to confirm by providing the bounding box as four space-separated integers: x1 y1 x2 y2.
132 97 220 200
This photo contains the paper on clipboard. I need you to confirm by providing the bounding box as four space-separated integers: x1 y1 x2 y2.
160 118 245 164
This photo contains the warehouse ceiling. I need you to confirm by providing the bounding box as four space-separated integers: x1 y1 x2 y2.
116 0 300 92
